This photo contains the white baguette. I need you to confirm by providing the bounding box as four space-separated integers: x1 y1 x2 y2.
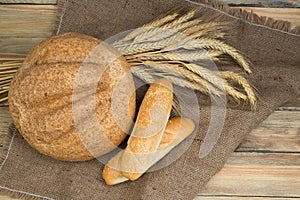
103 117 195 185
121 79 173 180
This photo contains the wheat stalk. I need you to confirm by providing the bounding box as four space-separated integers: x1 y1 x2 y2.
0 58 24 61
146 13 180 27
0 54 23 103
126 50 222 63
183 22 227 39
130 60 250 102
164 10 197 29
131 65 209 94
130 62 212 93
133 19 202 43
113 13 179 46
0 76 14 81
116 34 184 55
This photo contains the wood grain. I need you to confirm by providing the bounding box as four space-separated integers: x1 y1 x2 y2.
0 0 56 4
0 38 47 54
196 197 297 200
237 97 300 152
0 5 56 53
198 97 300 198
0 196 17 200
224 0 300 8
0 5 57 38
199 152 300 197
238 126 300 152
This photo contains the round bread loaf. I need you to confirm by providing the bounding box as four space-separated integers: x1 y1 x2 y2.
8 32 136 161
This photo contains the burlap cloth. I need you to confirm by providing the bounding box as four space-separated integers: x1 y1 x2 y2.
1 0 299 199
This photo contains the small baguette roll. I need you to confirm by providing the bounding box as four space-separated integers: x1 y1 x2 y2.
121 79 173 180
103 117 195 185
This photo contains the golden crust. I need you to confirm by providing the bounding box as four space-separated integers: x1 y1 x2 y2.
120 79 173 180
102 117 195 185
8 32 136 161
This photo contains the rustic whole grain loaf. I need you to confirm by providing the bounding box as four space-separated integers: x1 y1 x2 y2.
8 32 136 162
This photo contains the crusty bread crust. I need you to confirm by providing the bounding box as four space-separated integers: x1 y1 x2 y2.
8 32 136 161
121 79 173 180
103 117 195 185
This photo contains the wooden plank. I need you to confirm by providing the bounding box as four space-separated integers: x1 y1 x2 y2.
0 0 56 4
0 195 17 200
237 110 300 152
237 125 300 152
0 37 46 54
248 111 299 128
0 5 57 38
199 152 300 197
195 196 297 200
237 98 300 152
224 0 300 8
238 7 300 28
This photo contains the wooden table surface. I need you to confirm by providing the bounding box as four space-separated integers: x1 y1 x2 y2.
0 0 299 199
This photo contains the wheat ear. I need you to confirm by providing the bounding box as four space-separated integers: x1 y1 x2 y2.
196 38 252 73
219 71 256 107
0 54 24 103
113 13 179 45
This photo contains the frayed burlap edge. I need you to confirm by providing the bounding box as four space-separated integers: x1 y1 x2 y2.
191 0 300 35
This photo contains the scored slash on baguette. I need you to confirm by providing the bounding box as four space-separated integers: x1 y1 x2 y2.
102 79 195 185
